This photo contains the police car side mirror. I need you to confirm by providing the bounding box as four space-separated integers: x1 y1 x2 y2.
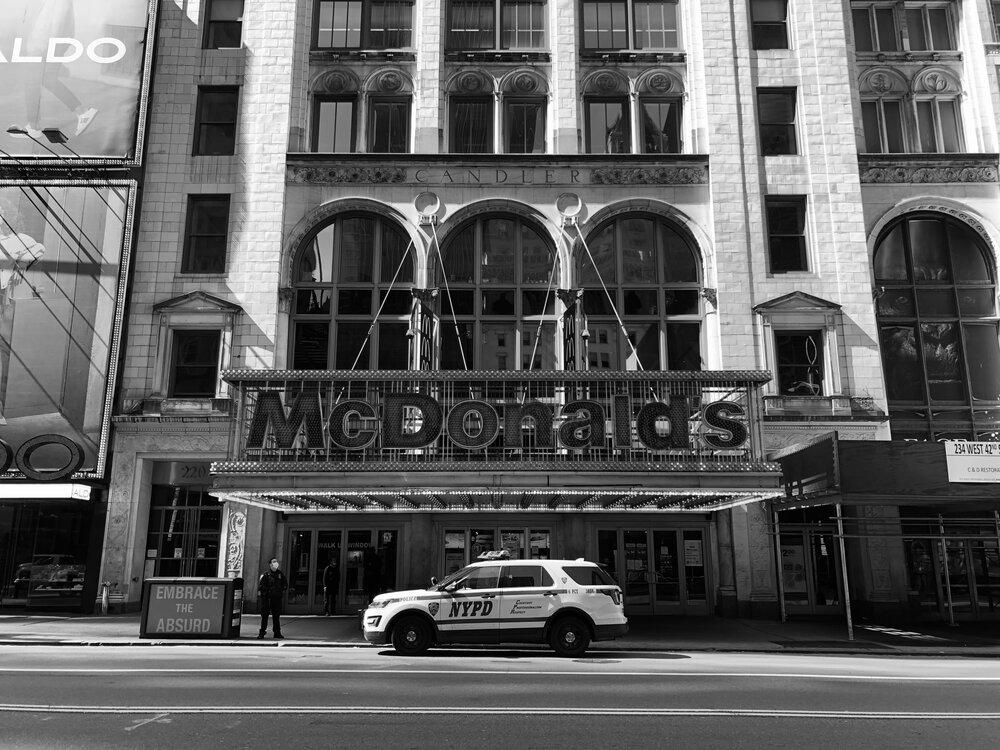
430 576 438 586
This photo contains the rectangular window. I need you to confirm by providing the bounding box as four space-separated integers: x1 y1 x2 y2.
581 1 628 49
368 98 410 152
182 196 230 274
449 0 496 49
916 99 961 153
502 1 546 48
765 195 808 273
861 99 905 152
585 98 630 154
906 5 954 51
757 87 797 155
504 99 546 153
316 1 412 48
750 0 788 49
775 330 824 396
193 87 238 155
640 98 681 153
633 1 679 49
204 0 244 49
170 330 221 398
851 6 899 52
450 97 493 153
313 98 356 152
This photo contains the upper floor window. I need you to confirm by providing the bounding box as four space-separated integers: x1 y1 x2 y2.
505 98 546 153
583 70 683 154
775 330 825 396
450 96 494 153
170 330 222 398
874 213 999 440
757 87 797 155
315 0 413 49
313 97 357 152
851 2 955 53
585 97 630 154
992 1 1000 41
438 216 560 370
368 98 410 152
765 195 808 273
309 70 412 153
204 0 244 49
581 1 680 51
182 195 230 274
861 97 906 153
579 215 702 370
291 214 414 370
750 0 789 50
448 1 547 50
858 68 962 153
193 87 239 156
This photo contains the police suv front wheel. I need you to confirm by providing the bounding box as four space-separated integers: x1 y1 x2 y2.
391 615 432 655
549 617 590 657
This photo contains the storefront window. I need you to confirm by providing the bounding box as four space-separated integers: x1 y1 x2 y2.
444 526 552 570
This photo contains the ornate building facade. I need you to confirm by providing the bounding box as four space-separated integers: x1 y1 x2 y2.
98 0 1000 623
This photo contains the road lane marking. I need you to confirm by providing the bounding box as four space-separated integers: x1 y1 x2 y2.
0 667 998 681
1 705 999 720
124 712 169 732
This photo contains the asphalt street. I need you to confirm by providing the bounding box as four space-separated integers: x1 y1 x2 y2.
1 645 998 749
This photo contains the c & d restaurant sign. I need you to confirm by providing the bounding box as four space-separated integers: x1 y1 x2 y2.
217 370 774 475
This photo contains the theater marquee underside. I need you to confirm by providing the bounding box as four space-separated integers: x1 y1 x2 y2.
212 370 782 513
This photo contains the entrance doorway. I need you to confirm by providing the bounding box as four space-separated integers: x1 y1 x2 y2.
596 527 710 615
285 528 399 614
905 537 1000 620
778 529 843 615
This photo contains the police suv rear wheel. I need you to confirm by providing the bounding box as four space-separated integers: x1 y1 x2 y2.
391 615 432 655
549 616 590 657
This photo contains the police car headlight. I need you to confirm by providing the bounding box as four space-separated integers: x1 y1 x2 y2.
367 599 392 609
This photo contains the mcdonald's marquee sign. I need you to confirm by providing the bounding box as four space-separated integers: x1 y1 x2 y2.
219 371 774 474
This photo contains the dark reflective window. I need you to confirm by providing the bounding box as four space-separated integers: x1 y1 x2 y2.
874 214 999 439
580 215 702 370
450 97 493 153
757 87 796 155
194 87 239 155
182 195 230 274
585 98 630 154
170 331 221 397
291 214 413 369
750 0 788 49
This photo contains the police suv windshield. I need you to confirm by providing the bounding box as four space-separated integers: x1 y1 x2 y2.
434 565 475 590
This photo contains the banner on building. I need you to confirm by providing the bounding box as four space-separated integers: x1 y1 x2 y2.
0 182 134 479
0 0 157 160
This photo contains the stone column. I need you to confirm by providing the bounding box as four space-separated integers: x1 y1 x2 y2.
414 0 443 152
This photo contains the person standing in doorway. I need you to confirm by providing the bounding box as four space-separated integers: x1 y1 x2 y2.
322 556 339 616
257 557 287 640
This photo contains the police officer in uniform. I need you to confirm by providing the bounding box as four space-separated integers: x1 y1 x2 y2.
257 557 287 639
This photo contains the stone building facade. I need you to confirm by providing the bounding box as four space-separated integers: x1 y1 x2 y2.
99 0 1000 623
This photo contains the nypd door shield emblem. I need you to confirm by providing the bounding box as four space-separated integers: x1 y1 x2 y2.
428 602 439 616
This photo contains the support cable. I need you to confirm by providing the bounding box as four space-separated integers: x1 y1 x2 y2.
429 221 469 370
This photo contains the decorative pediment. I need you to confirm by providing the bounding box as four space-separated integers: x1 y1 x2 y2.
636 68 684 95
364 68 413 94
753 291 841 314
858 67 907 97
153 291 243 314
581 69 629 96
446 69 495 95
499 68 549 95
913 67 960 95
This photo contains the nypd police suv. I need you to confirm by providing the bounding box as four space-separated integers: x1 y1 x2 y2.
363 552 628 656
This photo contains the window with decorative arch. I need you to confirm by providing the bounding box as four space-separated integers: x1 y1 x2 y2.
578 213 702 370
874 212 1000 440
436 214 560 370
290 213 414 370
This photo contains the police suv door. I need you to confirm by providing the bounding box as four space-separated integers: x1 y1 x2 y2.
436 565 501 644
498 564 557 642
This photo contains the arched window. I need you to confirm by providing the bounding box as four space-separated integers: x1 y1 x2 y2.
579 214 702 370
874 213 1000 440
291 213 414 369
437 215 559 369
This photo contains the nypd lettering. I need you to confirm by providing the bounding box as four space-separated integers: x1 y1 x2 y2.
447 600 494 618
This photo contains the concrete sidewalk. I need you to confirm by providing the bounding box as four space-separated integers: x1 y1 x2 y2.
1 613 998 656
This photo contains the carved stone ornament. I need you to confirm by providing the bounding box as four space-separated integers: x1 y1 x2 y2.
512 72 538 93
458 71 486 93
922 72 949 92
914 68 958 94
224 506 247 578
377 70 403 92
591 166 707 185
869 72 891 93
647 73 673 93
289 165 407 184
860 165 999 184
593 71 623 94
316 69 357 94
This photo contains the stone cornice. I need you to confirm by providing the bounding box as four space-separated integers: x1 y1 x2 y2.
859 154 999 184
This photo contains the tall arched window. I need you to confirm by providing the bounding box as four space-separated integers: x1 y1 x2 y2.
874 213 1000 440
437 215 559 369
291 213 414 369
579 214 702 370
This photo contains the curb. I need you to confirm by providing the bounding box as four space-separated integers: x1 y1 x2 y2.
1 639 999 657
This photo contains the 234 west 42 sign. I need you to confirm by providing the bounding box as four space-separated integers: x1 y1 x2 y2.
223 371 771 472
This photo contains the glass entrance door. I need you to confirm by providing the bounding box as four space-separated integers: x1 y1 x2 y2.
599 528 710 615
284 528 399 614
779 529 842 614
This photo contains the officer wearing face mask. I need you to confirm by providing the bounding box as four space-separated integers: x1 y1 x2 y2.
257 557 288 640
